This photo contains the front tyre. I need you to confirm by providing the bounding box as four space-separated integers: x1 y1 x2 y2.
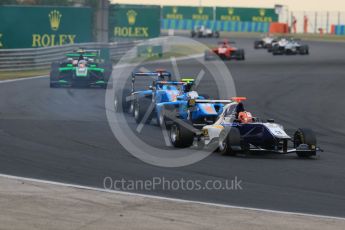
294 128 317 158
134 97 153 124
220 128 242 156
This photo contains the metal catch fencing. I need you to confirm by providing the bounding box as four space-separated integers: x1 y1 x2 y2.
279 11 345 34
0 41 140 71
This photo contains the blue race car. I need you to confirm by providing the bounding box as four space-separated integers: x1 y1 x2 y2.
133 78 203 126
114 69 172 114
169 97 322 158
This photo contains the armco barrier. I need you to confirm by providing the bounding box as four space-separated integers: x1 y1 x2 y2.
0 41 139 71
162 19 270 33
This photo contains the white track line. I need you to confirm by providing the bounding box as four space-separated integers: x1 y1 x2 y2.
0 173 344 221
0 75 48 84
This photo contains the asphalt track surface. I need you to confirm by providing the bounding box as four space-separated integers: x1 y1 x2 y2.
1 37 345 217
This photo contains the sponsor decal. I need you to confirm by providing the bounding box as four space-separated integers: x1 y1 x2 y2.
252 9 273 22
127 10 137 25
32 10 77 47
48 10 62 31
114 10 150 38
192 7 209 20
166 6 183 20
220 8 241 21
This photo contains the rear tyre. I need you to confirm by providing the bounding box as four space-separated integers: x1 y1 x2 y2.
134 97 153 124
204 50 212 61
50 83 58 88
169 122 194 148
294 128 317 158
50 62 60 88
240 49 245 60
157 105 175 129
254 41 261 49
299 45 309 55
219 128 242 156
236 49 245 60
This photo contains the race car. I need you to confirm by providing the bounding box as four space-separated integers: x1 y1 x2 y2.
132 78 206 127
50 48 112 88
191 26 220 38
204 40 245 61
169 97 321 158
266 36 290 52
272 38 309 55
254 35 277 49
114 69 173 114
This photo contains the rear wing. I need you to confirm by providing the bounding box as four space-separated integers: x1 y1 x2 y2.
194 99 232 103
74 48 101 54
218 41 236 45
131 70 172 92
156 80 187 85
188 97 246 106
65 48 100 57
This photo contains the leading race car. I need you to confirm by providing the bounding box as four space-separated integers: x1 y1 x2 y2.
50 48 112 88
204 40 245 61
169 97 321 158
191 25 220 38
272 38 309 55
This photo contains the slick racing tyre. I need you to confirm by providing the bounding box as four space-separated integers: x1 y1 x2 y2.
294 128 317 158
134 97 153 124
157 105 176 129
219 127 242 156
236 49 245 60
169 122 194 148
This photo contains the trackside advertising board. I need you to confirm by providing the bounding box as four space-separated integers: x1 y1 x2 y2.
0 6 92 49
109 4 160 40
215 7 278 22
162 6 214 20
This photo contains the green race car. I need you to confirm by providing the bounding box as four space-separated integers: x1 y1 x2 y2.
50 48 112 88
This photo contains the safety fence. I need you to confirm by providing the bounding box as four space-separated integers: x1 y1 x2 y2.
0 41 139 71
283 11 345 34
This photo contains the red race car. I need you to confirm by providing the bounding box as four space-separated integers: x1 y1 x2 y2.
204 40 245 61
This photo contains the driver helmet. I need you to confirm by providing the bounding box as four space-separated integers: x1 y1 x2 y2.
238 111 253 124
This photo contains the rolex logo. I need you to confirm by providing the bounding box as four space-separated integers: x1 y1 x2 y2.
228 8 234 15
147 46 152 54
259 9 266 17
127 10 137 25
172 7 178 14
198 7 204 14
48 10 62 31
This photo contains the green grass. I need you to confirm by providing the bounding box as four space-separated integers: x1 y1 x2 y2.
0 69 49 80
123 44 206 64
220 32 345 42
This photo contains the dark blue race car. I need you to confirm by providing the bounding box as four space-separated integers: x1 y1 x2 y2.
169 97 322 158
